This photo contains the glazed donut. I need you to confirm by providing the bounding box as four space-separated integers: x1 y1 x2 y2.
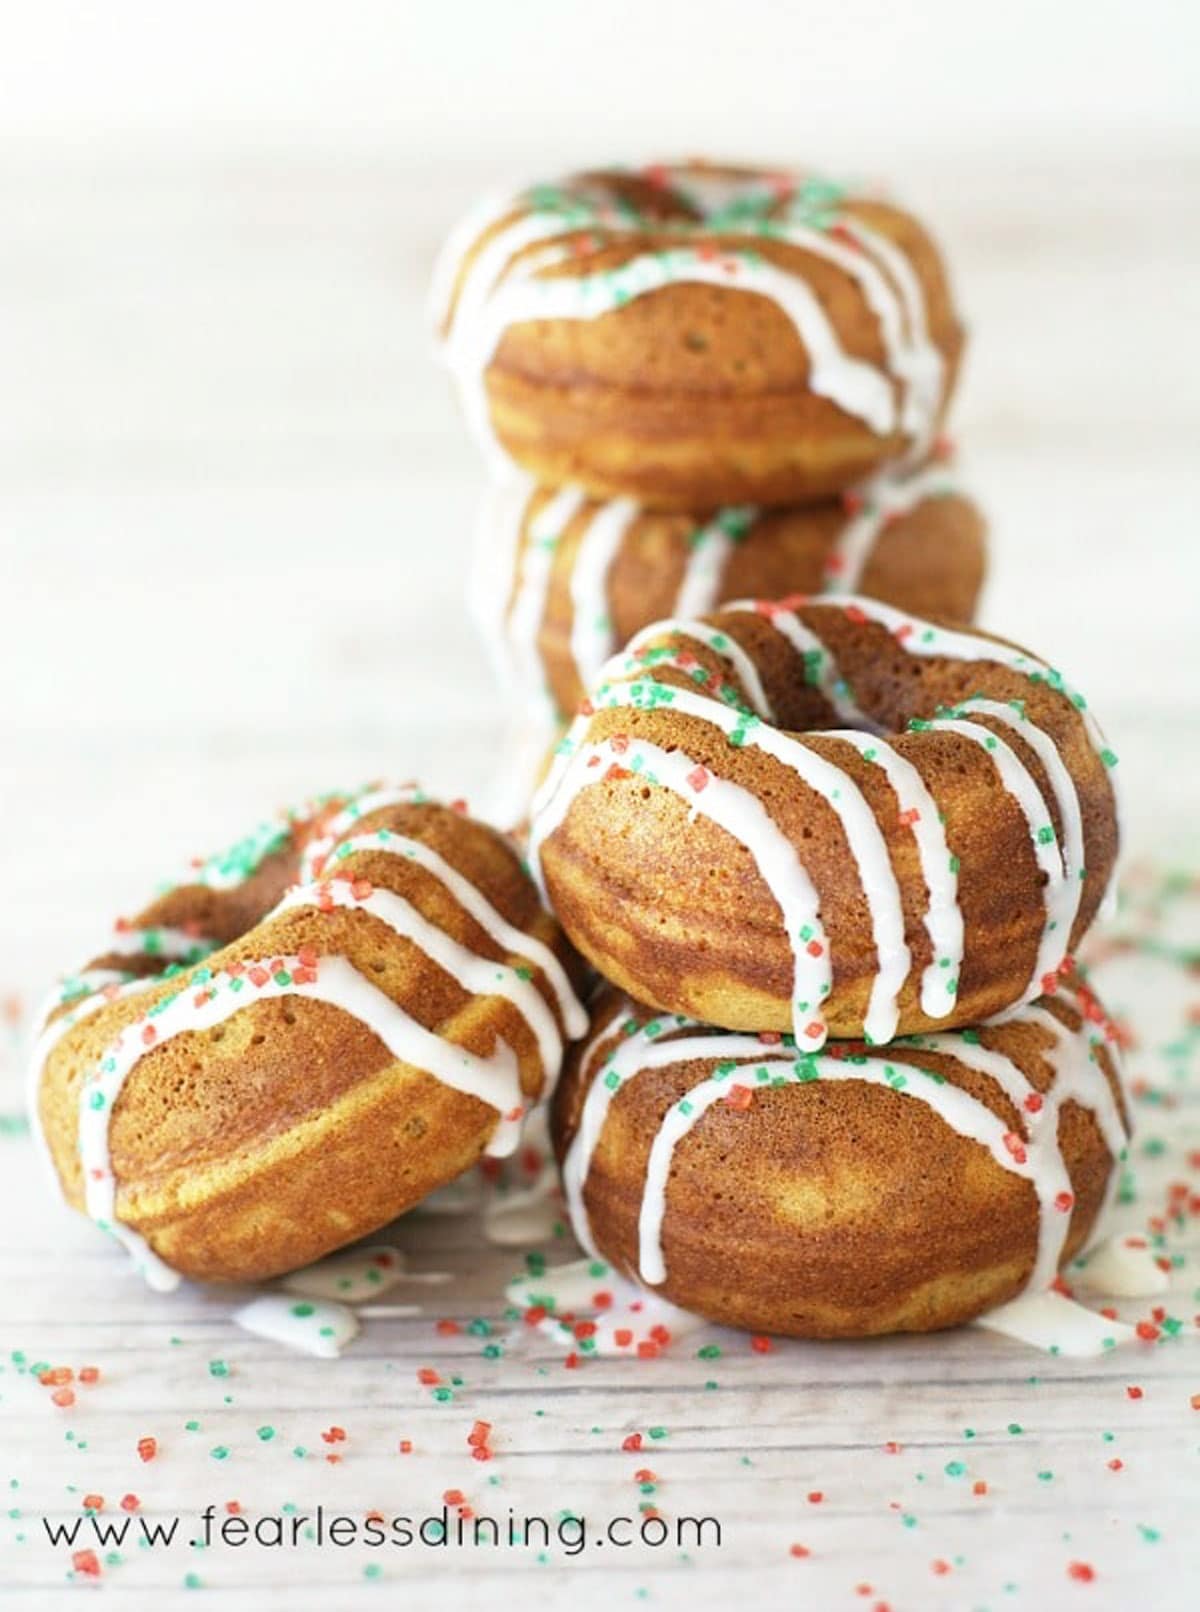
30 786 586 1287
530 597 1120 1049
552 981 1129 1337
473 457 987 720
434 161 964 508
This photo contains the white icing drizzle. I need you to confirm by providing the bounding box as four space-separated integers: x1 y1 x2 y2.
281 1244 412 1303
446 246 900 464
505 486 588 717
233 1293 360 1359
623 615 777 723
742 601 881 730
303 795 586 1039
1072 1233 1169 1299
672 507 756 617
822 462 958 592
582 681 909 1047
270 876 565 1076
567 495 639 689
926 716 1071 994
824 730 963 1018
104 925 212 963
770 215 943 454
564 990 1128 1306
76 953 527 1286
532 734 832 1050
975 1290 1135 1357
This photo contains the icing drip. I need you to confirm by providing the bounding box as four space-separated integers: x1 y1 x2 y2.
824 731 963 1018
926 716 1072 994
281 1244 413 1303
505 486 588 717
624 615 778 722
533 735 833 1051
563 990 1128 1305
567 495 640 689
672 507 757 618
233 1294 359 1359
271 876 566 1076
975 1291 1135 1357
822 462 958 592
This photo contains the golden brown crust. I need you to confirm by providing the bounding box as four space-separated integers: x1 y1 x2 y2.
501 471 987 715
533 602 1119 1040
36 798 583 1283
552 985 1128 1337
441 164 965 508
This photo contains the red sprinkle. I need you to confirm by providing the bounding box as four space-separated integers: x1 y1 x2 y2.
790 1543 811 1558
1068 1561 1096 1583
50 1388 75 1408
82 1494 104 1512
417 1368 440 1386
137 1436 157 1462
1136 1321 1160 1342
1126 1385 1144 1400
751 1335 773 1354
72 1549 101 1578
78 1366 100 1384
398 1440 413 1454
120 1494 140 1511
622 1433 643 1452
807 1491 824 1504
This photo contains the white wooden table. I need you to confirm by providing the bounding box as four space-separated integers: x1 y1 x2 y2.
2 151 1198 1609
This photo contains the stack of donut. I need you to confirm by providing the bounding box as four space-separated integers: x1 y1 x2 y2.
439 160 1131 1338
434 161 987 749
28 160 1129 1344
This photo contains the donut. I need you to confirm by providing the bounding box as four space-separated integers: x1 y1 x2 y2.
29 785 587 1288
472 457 987 721
433 161 964 508
552 980 1130 1337
530 596 1120 1049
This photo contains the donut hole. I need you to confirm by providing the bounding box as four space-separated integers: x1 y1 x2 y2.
683 330 708 353
209 1027 225 1044
404 1115 428 1139
370 958 388 974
